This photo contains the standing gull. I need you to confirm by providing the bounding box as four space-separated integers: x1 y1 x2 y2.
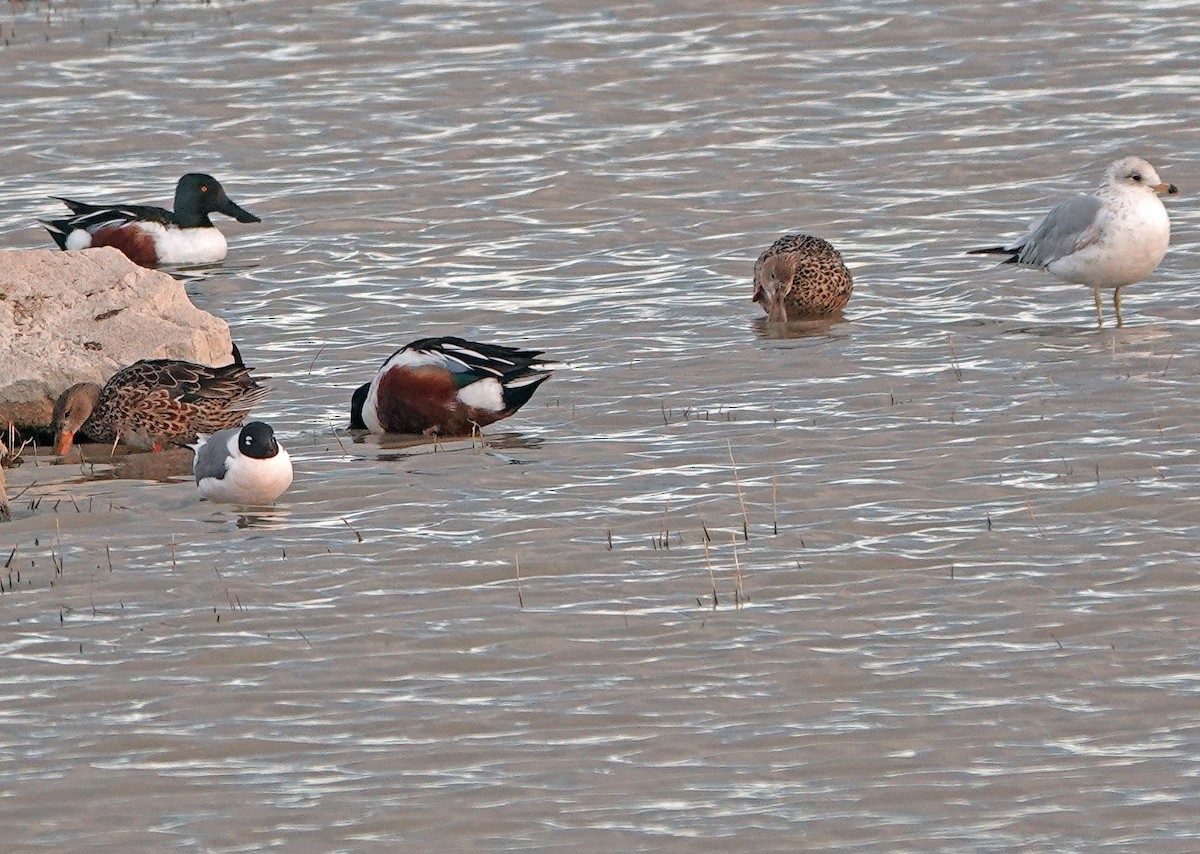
969 156 1177 326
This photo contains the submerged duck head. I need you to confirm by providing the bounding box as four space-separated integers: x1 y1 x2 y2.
348 383 371 430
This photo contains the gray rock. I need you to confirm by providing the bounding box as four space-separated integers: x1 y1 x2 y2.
0 248 234 428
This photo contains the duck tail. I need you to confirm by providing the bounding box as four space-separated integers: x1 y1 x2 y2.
501 371 552 415
40 220 71 250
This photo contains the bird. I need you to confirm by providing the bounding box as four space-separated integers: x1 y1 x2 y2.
968 156 1178 326
752 234 854 321
192 421 293 505
349 336 553 436
40 173 261 267
52 349 268 456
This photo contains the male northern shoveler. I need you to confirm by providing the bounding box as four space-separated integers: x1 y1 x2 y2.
41 173 261 267
968 156 1177 327
52 350 268 455
349 337 553 435
752 234 853 321
192 421 293 505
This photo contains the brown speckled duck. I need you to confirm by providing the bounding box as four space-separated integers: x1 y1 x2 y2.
752 234 853 321
52 350 268 456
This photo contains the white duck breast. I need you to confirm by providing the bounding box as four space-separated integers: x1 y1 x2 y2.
144 222 230 265
193 423 293 505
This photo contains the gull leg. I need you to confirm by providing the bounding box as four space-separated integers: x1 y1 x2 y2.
1092 289 1103 326
1113 288 1124 328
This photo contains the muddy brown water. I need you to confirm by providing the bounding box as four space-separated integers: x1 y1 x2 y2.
2 1 1200 850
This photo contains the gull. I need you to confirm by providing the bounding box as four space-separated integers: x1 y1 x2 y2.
969 156 1177 326
192 422 293 505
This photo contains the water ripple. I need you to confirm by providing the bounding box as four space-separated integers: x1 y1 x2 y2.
2 0 1200 849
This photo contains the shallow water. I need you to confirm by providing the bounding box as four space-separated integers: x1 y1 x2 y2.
2 1 1200 849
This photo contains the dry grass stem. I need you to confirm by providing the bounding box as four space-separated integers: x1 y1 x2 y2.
341 516 364 542
329 419 350 457
657 500 671 550
514 553 524 609
727 439 749 541
771 471 778 535
1024 499 1045 538
10 480 36 502
53 518 64 577
731 532 747 607
306 344 327 375
702 537 718 608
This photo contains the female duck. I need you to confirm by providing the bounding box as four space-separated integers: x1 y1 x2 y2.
53 352 267 455
752 233 853 321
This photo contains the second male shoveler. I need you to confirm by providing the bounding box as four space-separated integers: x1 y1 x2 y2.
41 173 261 267
349 337 553 436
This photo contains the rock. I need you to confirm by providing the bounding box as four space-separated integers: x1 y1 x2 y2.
0 248 235 429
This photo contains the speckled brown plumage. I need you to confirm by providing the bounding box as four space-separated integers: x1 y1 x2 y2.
752 234 853 321
53 357 268 455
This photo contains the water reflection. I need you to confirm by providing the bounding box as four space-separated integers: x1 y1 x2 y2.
57 445 193 482
750 313 848 340
350 429 545 458
231 508 294 530
171 259 261 289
